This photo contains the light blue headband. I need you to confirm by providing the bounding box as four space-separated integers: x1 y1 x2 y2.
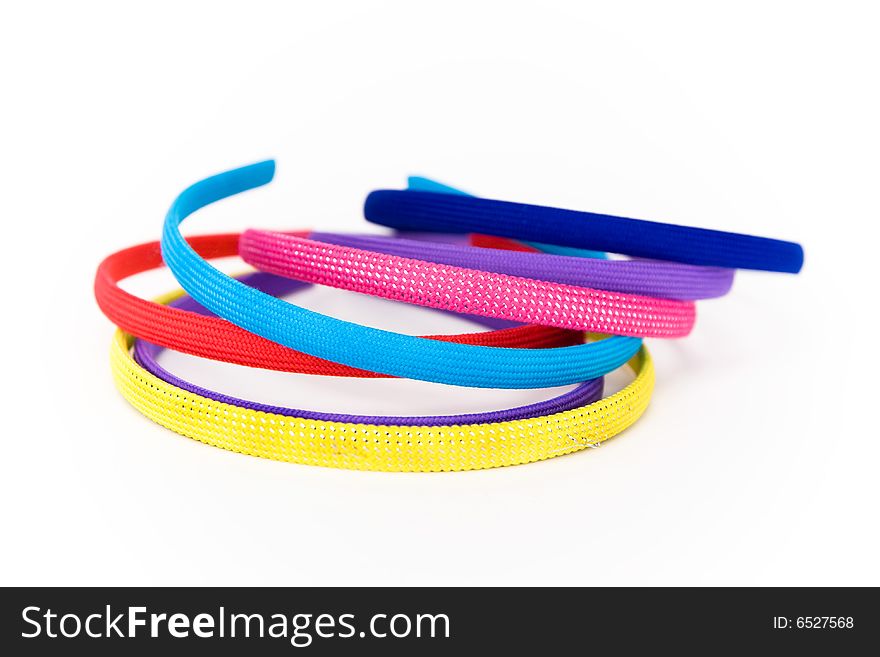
159 160 642 388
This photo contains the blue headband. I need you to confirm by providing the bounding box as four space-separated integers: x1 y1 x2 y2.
159 160 642 389
364 187 804 272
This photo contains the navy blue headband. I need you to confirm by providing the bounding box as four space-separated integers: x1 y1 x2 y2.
363 189 804 273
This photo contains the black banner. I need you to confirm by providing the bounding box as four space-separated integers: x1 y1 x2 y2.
1 587 874 654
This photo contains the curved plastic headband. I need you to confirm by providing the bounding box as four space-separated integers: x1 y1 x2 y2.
112 325 654 472
133 281 604 426
94 234 582 377
159 161 642 389
363 188 804 272
308 232 734 301
240 230 697 338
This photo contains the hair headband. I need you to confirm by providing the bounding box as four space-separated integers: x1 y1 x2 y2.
363 187 804 272
305 232 733 301
239 230 697 338
159 161 642 388
95 234 582 377
133 275 604 426
113 322 653 472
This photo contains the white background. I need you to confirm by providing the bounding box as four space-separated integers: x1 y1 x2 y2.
2 1 878 586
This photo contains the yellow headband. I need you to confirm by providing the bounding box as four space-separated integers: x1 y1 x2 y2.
110 291 654 472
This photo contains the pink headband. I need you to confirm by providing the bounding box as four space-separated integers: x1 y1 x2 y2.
239 230 697 339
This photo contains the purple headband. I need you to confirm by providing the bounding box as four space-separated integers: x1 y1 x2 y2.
134 272 603 426
310 232 734 301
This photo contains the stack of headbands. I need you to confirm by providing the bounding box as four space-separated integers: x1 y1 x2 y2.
94 160 803 472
